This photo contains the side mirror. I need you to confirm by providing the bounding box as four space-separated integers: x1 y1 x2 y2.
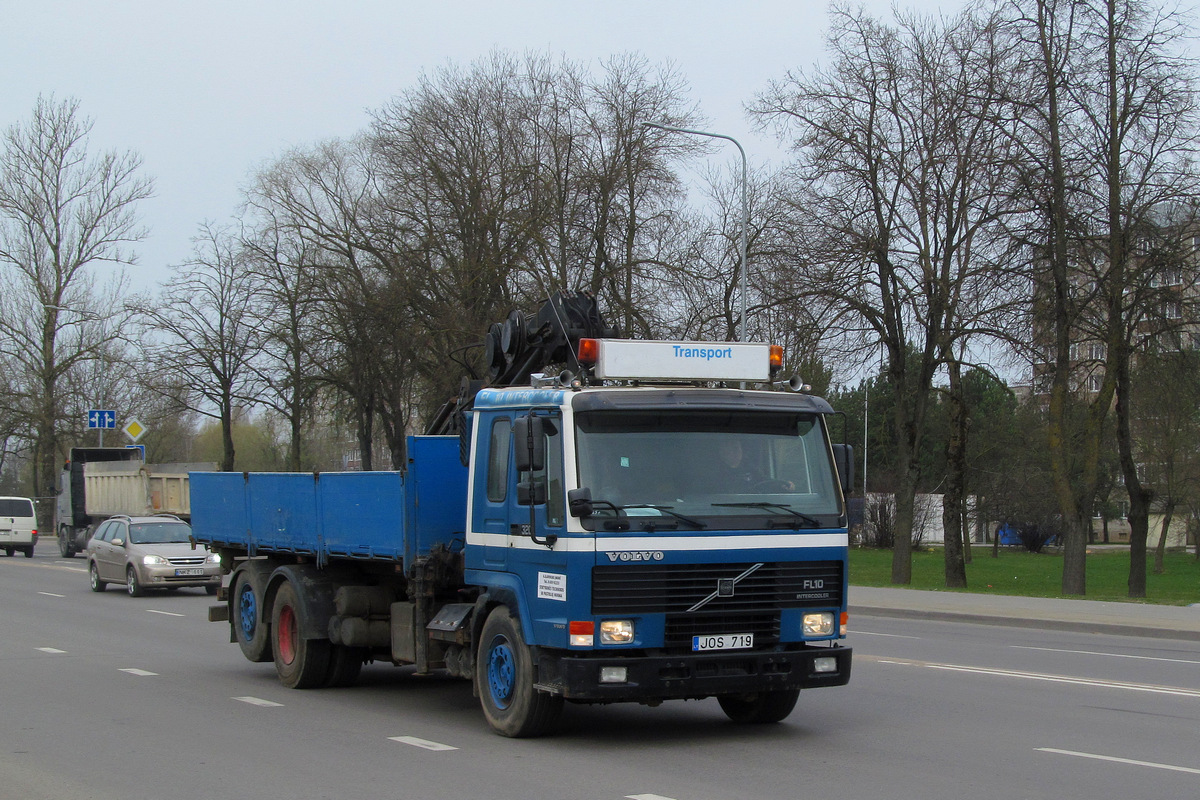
831 444 855 495
112 538 125 547
568 487 594 517
512 415 545 472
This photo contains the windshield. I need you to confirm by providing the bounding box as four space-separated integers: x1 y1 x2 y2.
575 409 842 530
129 522 192 544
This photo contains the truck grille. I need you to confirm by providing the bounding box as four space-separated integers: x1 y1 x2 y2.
591 561 843 615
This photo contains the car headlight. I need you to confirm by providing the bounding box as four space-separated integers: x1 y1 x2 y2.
802 612 835 637
143 555 169 566
206 552 221 564
599 619 634 644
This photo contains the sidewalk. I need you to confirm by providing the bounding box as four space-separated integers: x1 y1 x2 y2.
849 585 1200 641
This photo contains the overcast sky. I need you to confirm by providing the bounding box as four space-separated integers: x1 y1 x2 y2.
6 0 967 289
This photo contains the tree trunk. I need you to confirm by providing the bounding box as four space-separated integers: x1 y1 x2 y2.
941 362 968 588
1153 501 1174 575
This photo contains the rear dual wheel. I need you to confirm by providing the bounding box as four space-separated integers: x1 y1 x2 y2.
271 581 330 689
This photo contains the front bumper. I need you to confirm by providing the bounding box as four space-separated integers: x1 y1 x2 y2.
534 645 851 702
138 564 222 588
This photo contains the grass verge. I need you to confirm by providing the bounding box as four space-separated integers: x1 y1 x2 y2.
849 546 1200 605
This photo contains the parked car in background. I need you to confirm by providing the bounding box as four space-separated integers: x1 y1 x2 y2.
85 514 221 597
0 496 38 558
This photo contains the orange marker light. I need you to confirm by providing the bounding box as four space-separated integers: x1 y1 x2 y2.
769 345 784 373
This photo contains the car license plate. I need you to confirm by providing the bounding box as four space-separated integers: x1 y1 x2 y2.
692 633 753 651
174 568 205 576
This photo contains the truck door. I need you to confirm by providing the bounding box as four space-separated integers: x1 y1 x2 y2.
472 415 514 571
508 414 570 611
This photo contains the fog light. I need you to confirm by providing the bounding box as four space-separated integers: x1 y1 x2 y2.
599 666 628 683
813 656 837 673
599 619 634 644
803 612 835 636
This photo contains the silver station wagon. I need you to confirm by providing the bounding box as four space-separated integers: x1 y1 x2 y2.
86 514 221 597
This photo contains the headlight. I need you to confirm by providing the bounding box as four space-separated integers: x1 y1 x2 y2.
143 554 169 566
206 552 221 564
599 619 634 644
802 612 835 637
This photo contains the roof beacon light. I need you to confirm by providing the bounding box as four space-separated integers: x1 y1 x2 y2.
577 338 600 367
769 345 784 375
591 339 773 383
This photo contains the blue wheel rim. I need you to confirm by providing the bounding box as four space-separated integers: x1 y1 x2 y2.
486 636 516 709
238 582 257 640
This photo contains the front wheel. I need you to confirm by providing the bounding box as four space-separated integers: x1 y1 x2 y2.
717 688 800 723
271 580 330 689
89 563 107 592
476 607 562 737
59 527 75 558
126 566 144 597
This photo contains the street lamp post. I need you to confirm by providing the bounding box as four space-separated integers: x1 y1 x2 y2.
641 121 749 342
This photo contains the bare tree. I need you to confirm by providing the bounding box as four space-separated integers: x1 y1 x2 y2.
136 224 263 471
0 95 152 525
751 4 1023 584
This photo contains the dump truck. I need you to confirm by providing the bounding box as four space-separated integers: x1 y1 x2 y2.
193 291 854 737
56 447 211 557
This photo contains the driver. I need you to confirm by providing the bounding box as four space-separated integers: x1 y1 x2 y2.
712 439 793 491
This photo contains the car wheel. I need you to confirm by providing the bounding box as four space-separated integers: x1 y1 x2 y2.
3 547 12 557
476 606 563 737
232 571 272 663
717 689 801 723
23 545 34 558
271 580 330 689
205 584 218 596
126 565 145 597
89 563 107 592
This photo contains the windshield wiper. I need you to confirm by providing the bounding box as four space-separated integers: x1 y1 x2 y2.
711 502 823 529
591 500 707 530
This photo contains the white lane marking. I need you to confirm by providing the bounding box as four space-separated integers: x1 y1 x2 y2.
36 647 66 654
1038 748 1200 775
119 668 158 677
38 591 66 598
146 609 185 617
870 655 1200 698
852 630 920 639
627 795 679 800
388 736 458 751
233 696 284 707
1013 645 1200 665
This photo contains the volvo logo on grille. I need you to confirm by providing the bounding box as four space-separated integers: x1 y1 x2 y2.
687 563 765 612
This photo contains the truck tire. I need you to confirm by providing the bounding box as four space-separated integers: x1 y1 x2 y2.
89 563 107 592
59 527 75 558
126 566 145 597
271 580 331 689
324 645 367 687
476 607 562 737
232 571 273 663
717 689 801 724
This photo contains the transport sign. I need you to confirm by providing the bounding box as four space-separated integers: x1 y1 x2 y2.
592 339 771 382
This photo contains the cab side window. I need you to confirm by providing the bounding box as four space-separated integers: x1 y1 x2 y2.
486 419 511 503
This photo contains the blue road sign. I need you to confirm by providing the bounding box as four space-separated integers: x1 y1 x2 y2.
87 410 117 429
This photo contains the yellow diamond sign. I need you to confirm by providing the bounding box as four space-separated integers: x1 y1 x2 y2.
122 418 147 443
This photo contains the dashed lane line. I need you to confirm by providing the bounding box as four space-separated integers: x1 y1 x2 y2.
1013 644 1200 666
119 668 158 676
388 736 458 751
36 647 66 654
37 591 66 598
146 609 185 617
233 696 284 707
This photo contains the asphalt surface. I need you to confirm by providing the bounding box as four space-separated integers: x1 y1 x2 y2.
851 584 1200 641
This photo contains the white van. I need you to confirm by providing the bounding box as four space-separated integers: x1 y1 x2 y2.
0 496 38 558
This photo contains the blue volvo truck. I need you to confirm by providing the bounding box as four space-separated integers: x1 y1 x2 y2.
193 292 853 737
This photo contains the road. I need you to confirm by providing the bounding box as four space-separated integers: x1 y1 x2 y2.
2 545 1198 800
